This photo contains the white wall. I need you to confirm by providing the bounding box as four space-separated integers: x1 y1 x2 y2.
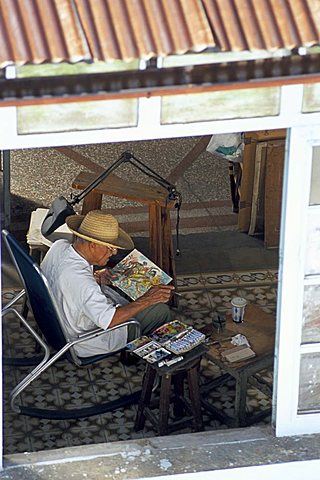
2 85 320 472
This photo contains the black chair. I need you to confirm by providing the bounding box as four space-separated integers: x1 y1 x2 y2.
1 229 141 420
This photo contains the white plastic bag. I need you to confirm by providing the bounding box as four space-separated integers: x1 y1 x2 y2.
206 133 244 162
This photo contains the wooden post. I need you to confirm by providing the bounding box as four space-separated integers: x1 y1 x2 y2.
80 191 103 214
161 206 176 280
149 203 162 267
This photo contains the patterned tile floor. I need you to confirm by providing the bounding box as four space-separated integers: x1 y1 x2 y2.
2 269 277 455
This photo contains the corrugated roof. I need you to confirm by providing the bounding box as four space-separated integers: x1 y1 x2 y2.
74 0 215 60
0 0 319 68
0 0 216 67
202 0 320 52
0 0 91 66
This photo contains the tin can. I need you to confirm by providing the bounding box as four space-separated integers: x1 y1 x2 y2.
231 297 247 323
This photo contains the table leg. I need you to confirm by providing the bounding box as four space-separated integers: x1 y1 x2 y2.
134 365 157 431
234 371 248 427
173 372 185 418
187 363 203 431
159 373 172 436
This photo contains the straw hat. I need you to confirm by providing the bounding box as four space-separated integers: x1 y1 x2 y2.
66 210 134 250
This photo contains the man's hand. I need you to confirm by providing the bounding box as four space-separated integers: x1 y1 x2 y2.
139 284 175 304
109 284 175 328
94 268 116 286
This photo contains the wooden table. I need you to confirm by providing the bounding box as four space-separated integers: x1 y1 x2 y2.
201 303 275 427
72 171 176 281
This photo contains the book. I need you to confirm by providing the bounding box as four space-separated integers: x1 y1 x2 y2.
126 320 206 365
221 344 256 363
110 249 172 300
27 208 72 247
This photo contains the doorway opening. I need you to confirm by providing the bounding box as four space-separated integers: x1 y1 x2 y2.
2 130 284 454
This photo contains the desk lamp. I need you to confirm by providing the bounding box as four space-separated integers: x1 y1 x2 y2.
41 151 182 254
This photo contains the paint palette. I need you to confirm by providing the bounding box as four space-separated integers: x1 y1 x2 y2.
166 328 206 354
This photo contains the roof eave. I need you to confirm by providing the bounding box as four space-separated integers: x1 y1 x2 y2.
0 54 319 107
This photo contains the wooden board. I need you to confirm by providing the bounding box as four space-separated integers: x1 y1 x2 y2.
248 142 267 236
238 137 257 232
72 171 175 208
264 140 285 248
246 129 287 142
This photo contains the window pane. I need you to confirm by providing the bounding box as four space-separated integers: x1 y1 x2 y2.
17 99 138 134
310 146 320 205
161 88 280 124
302 285 320 343
298 353 320 412
303 83 320 113
305 208 320 275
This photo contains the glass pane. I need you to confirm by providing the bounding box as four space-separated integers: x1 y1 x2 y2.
17 99 138 134
163 51 274 68
302 83 320 113
305 208 320 275
161 88 280 124
17 60 139 77
16 60 141 134
310 146 320 205
298 353 320 411
302 285 320 343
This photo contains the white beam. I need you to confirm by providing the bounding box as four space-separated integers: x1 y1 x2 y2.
0 85 320 150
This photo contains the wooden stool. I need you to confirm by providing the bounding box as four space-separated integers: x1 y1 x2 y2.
134 346 206 436
72 171 176 282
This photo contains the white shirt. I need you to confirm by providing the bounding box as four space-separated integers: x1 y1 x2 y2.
41 239 128 357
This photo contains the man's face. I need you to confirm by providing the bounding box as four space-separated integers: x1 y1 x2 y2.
91 243 117 266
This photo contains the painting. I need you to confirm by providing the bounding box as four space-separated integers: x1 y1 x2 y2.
110 249 172 300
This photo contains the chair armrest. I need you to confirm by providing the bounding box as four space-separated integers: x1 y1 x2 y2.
106 318 141 338
68 319 141 366
71 319 141 348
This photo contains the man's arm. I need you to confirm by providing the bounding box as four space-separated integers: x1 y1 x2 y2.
108 284 174 328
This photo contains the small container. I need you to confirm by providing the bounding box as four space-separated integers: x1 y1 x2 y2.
231 297 247 323
212 312 226 333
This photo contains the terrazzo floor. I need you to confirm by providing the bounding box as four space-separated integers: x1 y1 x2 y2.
2 268 277 455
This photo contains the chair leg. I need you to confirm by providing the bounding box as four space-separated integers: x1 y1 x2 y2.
20 299 43 354
2 300 46 366
21 298 29 319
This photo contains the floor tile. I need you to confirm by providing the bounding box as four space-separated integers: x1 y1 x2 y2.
2 269 277 454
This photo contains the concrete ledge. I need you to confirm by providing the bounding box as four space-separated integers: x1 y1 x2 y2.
2 426 320 479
